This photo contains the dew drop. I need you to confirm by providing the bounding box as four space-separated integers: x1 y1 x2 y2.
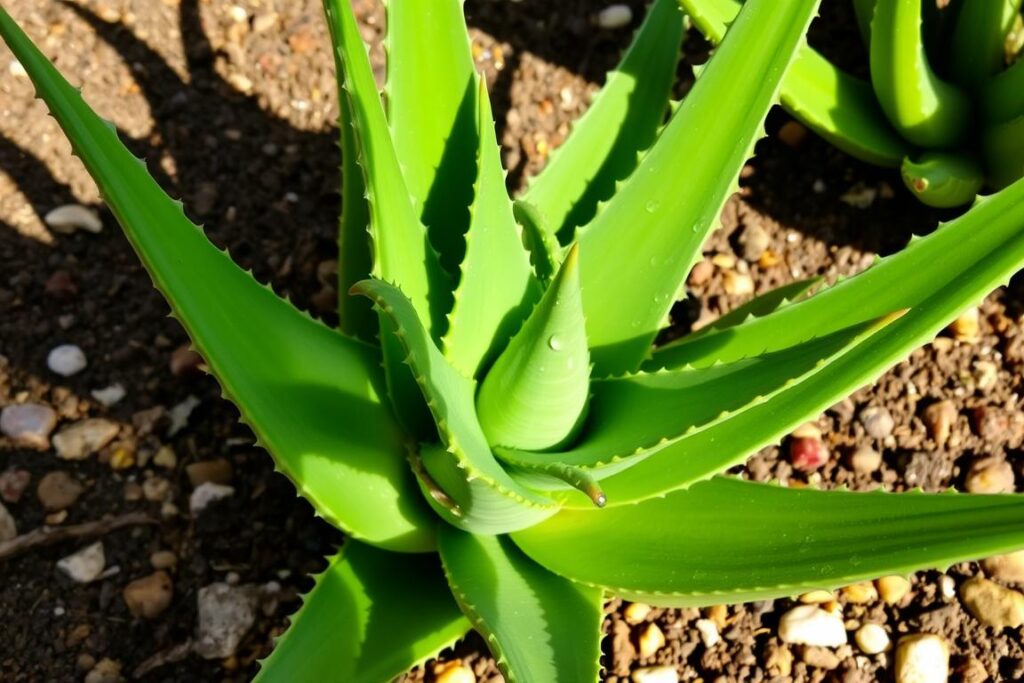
547 335 563 351
645 200 660 213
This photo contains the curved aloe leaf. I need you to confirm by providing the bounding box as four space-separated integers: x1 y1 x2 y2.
352 279 559 534
443 78 541 379
579 0 822 376
681 0 910 168
948 0 1022 87
870 0 971 148
0 6 435 553
257 542 469 682
982 58 1024 124
901 151 984 208
521 0 685 243
477 246 590 451
438 527 603 683
680 276 820 342
385 0 477 274
983 115 1024 190
513 477 1024 606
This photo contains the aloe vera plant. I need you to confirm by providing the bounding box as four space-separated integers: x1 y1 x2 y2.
8 0 1024 679
683 0 1024 207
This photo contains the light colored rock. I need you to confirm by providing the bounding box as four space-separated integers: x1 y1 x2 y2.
738 223 770 262
0 501 16 542
36 471 84 510
841 582 878 604
596 4 633 29
150 550 178 570
859 406 895 439
123 571 173 619
84 657 121 683
949 307 980 342
982 550 1024 584
186 459 233 486
44 204 102 234
190 482 235 515
959 576 1024 628
168 395 200 436
632 666 679 683
801 646 840 670
855 623 890 655
939 575 956 601
777 605 847 647
90 384 126 407
895 634 949 683
876 575 911 605
152 446 177 469
194 582 259 659
47 344 87 376
849 446 882 474
695 618 720 647
53 418 119 460
799 590 834 604
432 661 475 683
142 476 171 502
638 622 665 658
624 601 651 624
57 542 105 583
965 459 1015 494
1 403 58 449
723 270 754 296
922 400 957 446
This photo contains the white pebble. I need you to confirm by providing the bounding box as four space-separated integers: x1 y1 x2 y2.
57 542 106 583
227 5 248 22
695 618 720 647
47 344 87 376
44 204 102 234
855 623 890 655
895 634 948 683
632 666 678 683
194 583 258 659
90 384 126 407
8 59 26 77
778 605 847 647
168 395 200 436
597 4 633 29
190 482 235 515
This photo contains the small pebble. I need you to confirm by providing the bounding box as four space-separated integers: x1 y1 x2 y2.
949 307 980 342
705 604 728 628
90 384 126 407
190 482 235 514
895 634 948 683
227 5 248 22
965 458 1015 494
778 605 846 647
36 471 84 511
777 120 808 149
153 445 177 469
855 623 890 655
921 400 957 446
939 575 956 600
632 666 678 683
44 204 102 234
982 549 1024 583
737 222 770 262
150 550 178 570
168 395 200 436
123 570 174 619
596 4 633 29
841 582 878 604
0 501 16 542
432 661 475 683
799 589 834 604
57 542 106 583
47 344 87 376
722 270 754 296
624 602 652 624
637 622 665 658
53 418 119 460
186 458 233 487
959 576 1024 628
801 646 840 670
1 403 58 449
848 446 882 474
839 183 877 208
84 658 121 683
0 468 31 503
44 270 78 299
194 582 259 659
859 406 894 439
789 436 829 472
169 345 203 377
876 575 911 605
973 360 999 390
46 510 68 525
142 477 171 502
688 260 713 286
695 618 720 647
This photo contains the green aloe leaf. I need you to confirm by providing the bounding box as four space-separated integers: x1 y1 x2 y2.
901 151 984 208
578 0 822 376
521 0 685 243
352 279 559 534
513 477 1024 606
870 0 971 148
681 0 911 168
983 115 1024 190
852 0 875 45
438 526 603 683
982 58 1024 125
257 542 469 682
0 6 435 553
948 0 1022 87
443 78 541 379
385 0 477 274
477 246 590 451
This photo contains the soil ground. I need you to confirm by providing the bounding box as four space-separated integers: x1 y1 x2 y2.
1 1 1023 681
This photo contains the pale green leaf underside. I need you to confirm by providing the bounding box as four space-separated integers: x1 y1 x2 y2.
477 246 589 452
578 0 822 375
257 542 469 682
0 7 435 553
443 77 540 379
352 279 558 533
513 477 1024 606
681 0 910 168
438 527 603 683
385 0 477 274
522 0 685 242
